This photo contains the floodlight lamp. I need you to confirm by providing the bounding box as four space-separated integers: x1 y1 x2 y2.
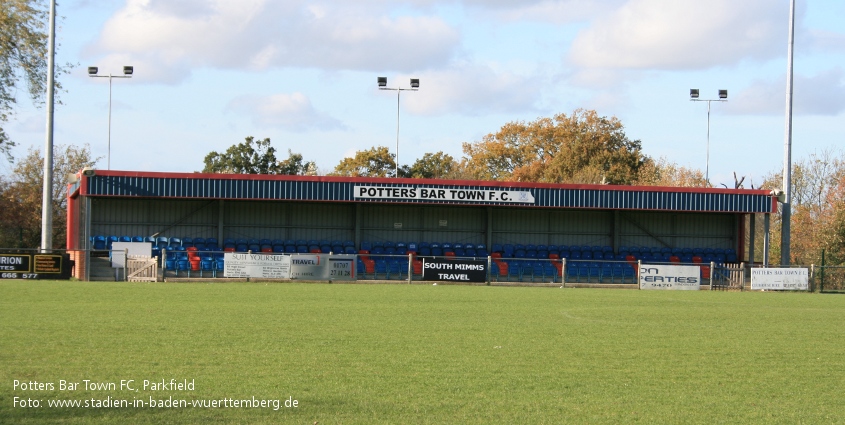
410 78 420 89
378 77 387 87
82 168 96 177
690 89 699 99
719 89 728 99
88 66 99 75
123 66 134 75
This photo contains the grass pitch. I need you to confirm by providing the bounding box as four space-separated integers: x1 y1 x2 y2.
1 280 844 424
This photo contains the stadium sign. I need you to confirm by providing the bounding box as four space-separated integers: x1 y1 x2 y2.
354 185 535 204
224 253 290 278
422 259 487 283
639 264 701 290
750 268 808 291
0 253 73 280
289 255 355 281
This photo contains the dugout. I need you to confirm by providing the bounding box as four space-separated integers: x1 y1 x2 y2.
66 170 777 280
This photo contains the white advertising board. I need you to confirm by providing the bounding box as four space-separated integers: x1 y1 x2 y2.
224 253 290 278
111 242 152 268
289 255 356 281
639 264 701 290
750 268 808 291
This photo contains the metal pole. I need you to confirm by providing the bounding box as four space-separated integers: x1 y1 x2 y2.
706 100 711 183
781 0 796 266
395 90 400 178
41 0 57 253
108 74 113 170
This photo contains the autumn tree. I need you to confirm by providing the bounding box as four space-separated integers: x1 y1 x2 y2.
406 151 459 179
753 149 845 265
202 137 314 175
0 0 72 160
461 109 648 184
635 157 709 188
0 144 99 248
330 146 396 177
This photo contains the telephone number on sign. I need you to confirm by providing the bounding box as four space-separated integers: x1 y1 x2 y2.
2 273 39 279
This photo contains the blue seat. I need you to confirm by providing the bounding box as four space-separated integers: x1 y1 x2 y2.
374 260 388 278
532 264 544 281
567 263 579 279
177 259 190 276
387 262 402 279
543 263 558 281
600 263 613 282
93 235 107 250
201 258 215 277
508 263 521 281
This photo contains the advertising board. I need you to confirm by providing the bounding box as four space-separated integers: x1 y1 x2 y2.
0 253 73 280
750 268 808 290
224 253 290 278
639 264 701 290
422 259 487 283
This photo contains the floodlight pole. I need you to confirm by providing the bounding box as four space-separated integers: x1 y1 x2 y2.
378 77 419 177
89 68 133 170
690 90 727 183
40 0 57 252
782 0 796 265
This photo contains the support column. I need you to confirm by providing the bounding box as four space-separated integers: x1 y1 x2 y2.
748 214 756 265
763 214 771 266
218 200 225 243
355 203 362 249
613 211 621 253
486 207 493 249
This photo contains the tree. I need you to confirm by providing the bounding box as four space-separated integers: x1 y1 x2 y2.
635 157 709 188
461 109 648 184
201 137 314 175
0 144 99 248
0 0 71 161
754 149 845 265
406 151 459 179
330 146 396 177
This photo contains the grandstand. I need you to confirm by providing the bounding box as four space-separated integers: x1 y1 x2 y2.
66 170 776 282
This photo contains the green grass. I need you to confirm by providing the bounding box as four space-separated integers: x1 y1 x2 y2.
1 281 844 424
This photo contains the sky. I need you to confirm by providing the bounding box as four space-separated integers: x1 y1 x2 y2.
3 0 844 189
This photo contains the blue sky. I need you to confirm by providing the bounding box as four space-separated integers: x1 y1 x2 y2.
4 0 844 189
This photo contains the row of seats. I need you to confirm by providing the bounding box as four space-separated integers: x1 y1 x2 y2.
92 235 738 270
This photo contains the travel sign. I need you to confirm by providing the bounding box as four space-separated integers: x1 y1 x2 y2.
353 185 535 204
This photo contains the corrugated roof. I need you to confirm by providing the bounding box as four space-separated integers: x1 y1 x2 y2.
79 170 776 214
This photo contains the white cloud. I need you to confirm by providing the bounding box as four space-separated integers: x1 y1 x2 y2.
727 68 845 116
226 92 345 131
88 0 460 83
401 64 543 116
469 0 628 24
809 29 845 54
569 0 788 70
